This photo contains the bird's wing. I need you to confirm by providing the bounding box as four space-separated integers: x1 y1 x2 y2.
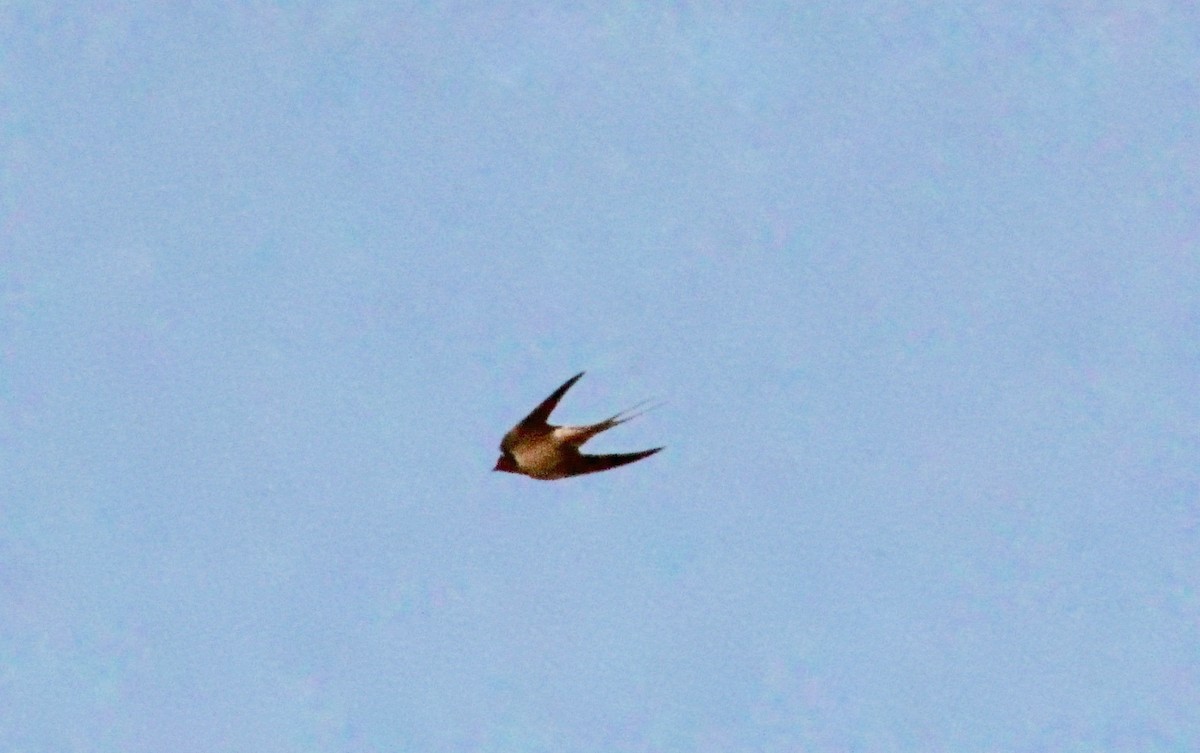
516 371 585 429
569 447 663 476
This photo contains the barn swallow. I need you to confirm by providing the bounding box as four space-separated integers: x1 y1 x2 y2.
493 372 663 480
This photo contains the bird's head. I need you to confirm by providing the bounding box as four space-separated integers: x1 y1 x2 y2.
492 454 519 473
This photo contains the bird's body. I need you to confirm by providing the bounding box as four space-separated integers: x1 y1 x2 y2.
494 372 662 480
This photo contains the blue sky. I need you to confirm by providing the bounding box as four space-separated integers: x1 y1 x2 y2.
3 4 1198 751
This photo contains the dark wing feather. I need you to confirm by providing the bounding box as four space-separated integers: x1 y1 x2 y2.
571 447 663 476
517 371 584 429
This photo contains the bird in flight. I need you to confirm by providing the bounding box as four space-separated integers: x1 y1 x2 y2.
493 372 663 480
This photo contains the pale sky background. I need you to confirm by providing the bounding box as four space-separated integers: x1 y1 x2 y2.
3 4 1198 752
